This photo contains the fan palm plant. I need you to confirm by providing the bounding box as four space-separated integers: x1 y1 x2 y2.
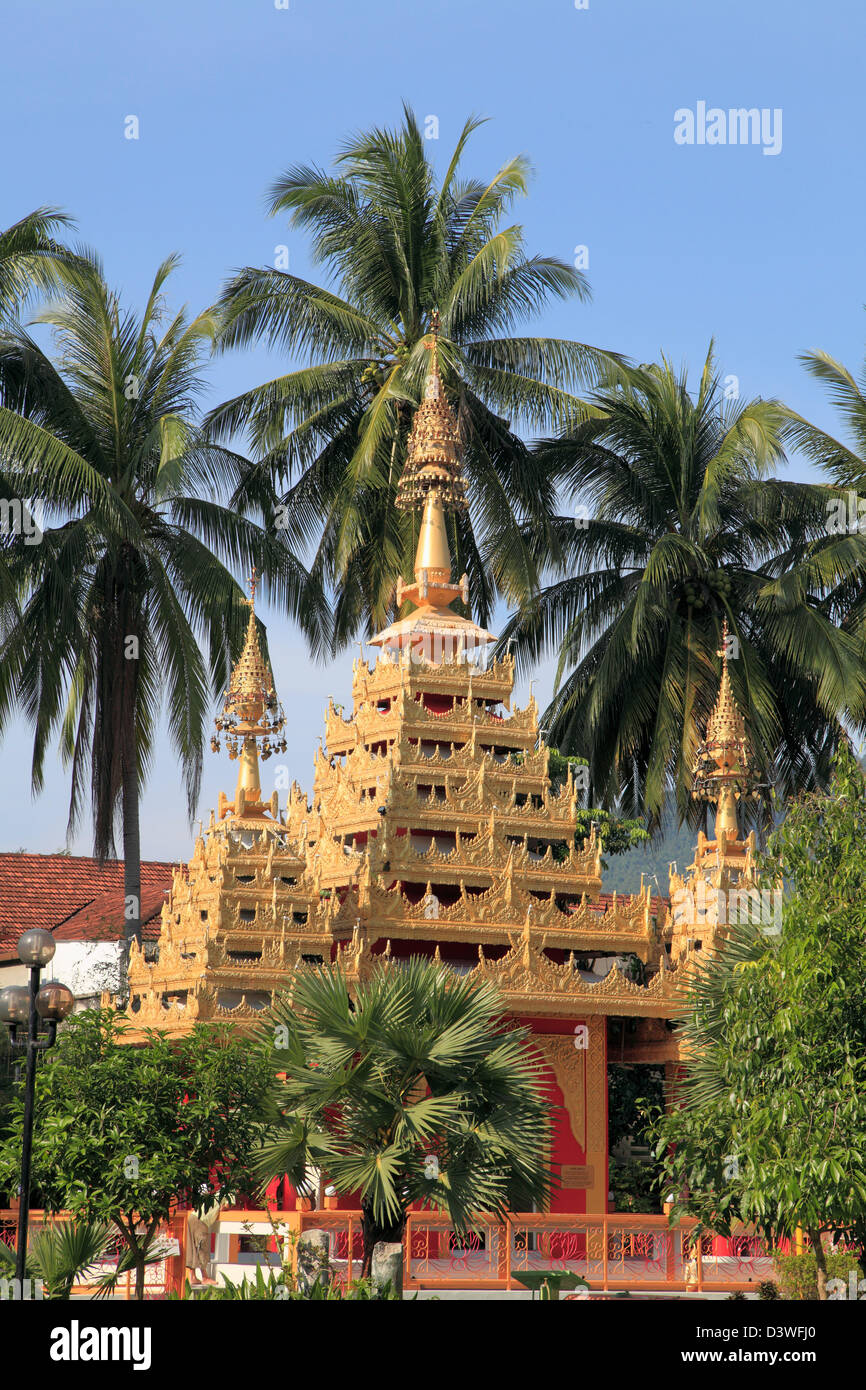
254 959 553 1276
499 349 866 827
0 254 328 947
208 106 620 646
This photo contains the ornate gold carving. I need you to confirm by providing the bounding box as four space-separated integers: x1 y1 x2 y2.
584 1015 608 1213
395 312 467 515
535 1035 586 1146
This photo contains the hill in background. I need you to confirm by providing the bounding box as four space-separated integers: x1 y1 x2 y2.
602 810 700 897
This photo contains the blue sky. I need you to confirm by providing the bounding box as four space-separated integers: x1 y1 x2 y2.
2 0 865 859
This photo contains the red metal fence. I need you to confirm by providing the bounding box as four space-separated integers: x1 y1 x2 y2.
289 1208 777 1293
0 1209 187 1300
0 1205 804 1296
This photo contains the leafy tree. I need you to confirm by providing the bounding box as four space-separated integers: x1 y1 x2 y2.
0 1011 273 1299
500 350 865 827
608 1063 665 1149
254 959 553 1276
0 254 327 946
546 749 649 861
209 106 620 647
652 744 866 1298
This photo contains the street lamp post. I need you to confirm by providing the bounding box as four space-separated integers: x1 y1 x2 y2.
0 929 74 1285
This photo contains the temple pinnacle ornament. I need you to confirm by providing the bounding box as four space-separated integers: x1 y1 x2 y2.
211 569 287 812
690 619 761 838
394 311 468 514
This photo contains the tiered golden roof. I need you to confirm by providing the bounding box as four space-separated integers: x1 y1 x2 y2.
285 645 670 990
122 815 340 1040
123 571 317 1038
123 349 686 1134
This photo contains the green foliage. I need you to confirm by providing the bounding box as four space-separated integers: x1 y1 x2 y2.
652 745 866 1280
0 208 80 323
255 960 554 1259
782 347 866 652
575 810 649 859
757 1279 781 1300
546 750 649 862
0 1010 272 1297
178 1268 402 1301
209 107 620 647
607 1064 665 1148
608 1160 660 1215
773 1249 862 1302
500 350 865 826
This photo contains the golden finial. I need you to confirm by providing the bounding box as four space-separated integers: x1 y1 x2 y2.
395 310 468 514
371 314 496 655
691 619 760 838
210 571 288 810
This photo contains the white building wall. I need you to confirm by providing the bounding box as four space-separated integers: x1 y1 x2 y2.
47 941 125 1009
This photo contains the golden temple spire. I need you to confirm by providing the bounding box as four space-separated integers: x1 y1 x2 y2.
691 620 759 840
395 311 468 515
211 569 287 815
371 312 494 657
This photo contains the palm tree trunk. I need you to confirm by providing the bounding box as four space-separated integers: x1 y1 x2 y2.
122 754 141 955
360 1199 406 1280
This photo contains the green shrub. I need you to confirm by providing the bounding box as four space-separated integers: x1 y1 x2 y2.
608 1159 661 1215
757 1280 781 1300
173 1268 403 1301
773 1249 862 1300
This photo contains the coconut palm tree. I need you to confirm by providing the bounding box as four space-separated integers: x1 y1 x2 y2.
499 349 866 828
254 959 553 1277
0 207 78 323
781 345 866 650
0 209 80 610
0 254 328 948
208 107 620 647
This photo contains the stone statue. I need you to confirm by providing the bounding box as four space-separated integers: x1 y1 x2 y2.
185 1194 229 1285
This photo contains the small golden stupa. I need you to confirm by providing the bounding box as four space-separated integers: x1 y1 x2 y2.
210 568 287 823
123 573 332 1036
666 621 765 964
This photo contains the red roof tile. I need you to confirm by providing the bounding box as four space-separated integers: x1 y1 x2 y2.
52 884 169 943
0 853 174 953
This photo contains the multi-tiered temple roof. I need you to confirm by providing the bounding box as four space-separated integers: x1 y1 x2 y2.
124 318 681 1042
